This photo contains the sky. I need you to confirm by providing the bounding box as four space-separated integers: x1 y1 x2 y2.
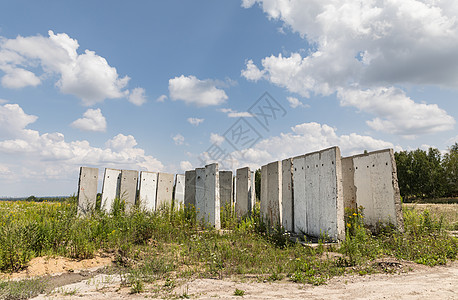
0 0 457 197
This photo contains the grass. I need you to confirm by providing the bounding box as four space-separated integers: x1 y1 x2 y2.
0 198 456 298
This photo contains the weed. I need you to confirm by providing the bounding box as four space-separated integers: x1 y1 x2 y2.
0 278 47 299
234 288 245 296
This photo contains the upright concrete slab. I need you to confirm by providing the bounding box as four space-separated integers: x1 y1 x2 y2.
195 168 206 221
184 170 196 209
77 167 99 215
249 170 256 209
293 147 344 241
346 149 403 231
204 163 221 229
341 157 356 211
156 172 174 208
219 171 233 209
174 174 185 208
101 168 121 213
138 171 158 212
261 161 282 226
235 167 251 218
120 169 138 212
282 158 294 232
260 164 268 222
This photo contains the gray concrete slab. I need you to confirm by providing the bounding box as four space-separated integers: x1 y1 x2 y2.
185 170 196 209
138 171 158 212
341 157 356 211
282 158 294 232
156 172 174 209
260 164 268 223
120 169 138 212
101 168 121 213
235 167 250 218
195 168 206 221
293 147 344 241
204 163 221 229
250 170 255 210
174 174 185 208
219 171 233 210
344 149 404 231
77 167 98 216
261 161 282 226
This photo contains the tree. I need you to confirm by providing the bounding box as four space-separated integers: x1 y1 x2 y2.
443 143 458 196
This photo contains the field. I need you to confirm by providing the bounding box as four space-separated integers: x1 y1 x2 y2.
0 199 456 299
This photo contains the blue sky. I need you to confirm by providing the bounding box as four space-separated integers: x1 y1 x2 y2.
0 0 456 196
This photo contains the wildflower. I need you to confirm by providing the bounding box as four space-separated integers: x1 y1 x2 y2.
353 213 358 216
347 223 351 228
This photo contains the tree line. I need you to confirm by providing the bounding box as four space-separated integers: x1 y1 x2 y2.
395 143 458 201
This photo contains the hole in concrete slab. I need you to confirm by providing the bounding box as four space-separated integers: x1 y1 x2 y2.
356 167 358 169
322 163 324 166
372 164 375 167
295 168 297 171
386 162 388 165
316 165 318 167
332 161 334 164
367 166 369 168
307 166 309 168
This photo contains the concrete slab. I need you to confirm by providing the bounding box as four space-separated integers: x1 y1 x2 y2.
250 170 255 210
77 167 98 216
341 157 356 211
219 171 233 209
156 172 174 209
195 168 206 221
260 164 268 223
282 158 294 232
174 174 185 208
345 149 404 231
138 171 158 212
261 161 282 226
101 168 121 213
235 167 250 218
185 170 196 209
294 147 344 241
120 169 138 212
204 163 221 229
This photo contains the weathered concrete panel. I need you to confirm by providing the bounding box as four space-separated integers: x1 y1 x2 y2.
156 172 174 208
174 174 185 208
185 170 196 209
138 171 157 212
235 167 250 218
77 167 98 215
282 158 294 232
195 168 206 221
341 157 356 211
101 168 121 213
219 171 233 209
347 149 403 231
260 164 268 223
120 169 138 212
293 147 344 241
261 161 282 226
249 170 255 210
204 163 221 229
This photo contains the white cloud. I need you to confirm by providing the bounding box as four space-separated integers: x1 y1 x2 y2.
286 96 308 109
105 133 137 151
180 160 193 172
0 103 38 139
0 30 136 105
210 133 225 146
71 108 107 132
128 87 147 106
338 87 455 137
241 1 457 136
173 134 185 146
169 75 228 107
187 117 204 126
156 94 167 102
219 108 253 118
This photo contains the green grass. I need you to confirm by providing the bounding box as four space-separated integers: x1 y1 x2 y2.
0 199 456 298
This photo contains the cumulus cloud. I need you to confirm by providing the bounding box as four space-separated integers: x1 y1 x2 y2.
71 108 107 132
0 30 141 105
210 133 225 146
0 103 38 139
241 1 456 136
180 160 193 172
287 96 308 109
218 108 253 118
173 134 185 145
105 133 137 151
169 75 228 107
187 117 204 126
128 87 147 106
156 94 167 102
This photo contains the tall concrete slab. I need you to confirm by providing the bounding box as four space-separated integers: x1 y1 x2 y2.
184 170 196 209
293 147 345 241
174 174 185 208
120 169 138 212
235 167 251 218
156 172 174 208
138 171 158 212
77 167 98 215
219 171 233 209
204 163 221 229
261 161 282 226
195 168 206 221
249 170 256 210
341 157 356 211
282 158 294 232
345 149 404 231
101 168 121 213
260 164 268 223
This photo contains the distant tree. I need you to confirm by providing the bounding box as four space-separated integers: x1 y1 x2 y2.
443 143 458 196
255 169 261 201
26 195 37 202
